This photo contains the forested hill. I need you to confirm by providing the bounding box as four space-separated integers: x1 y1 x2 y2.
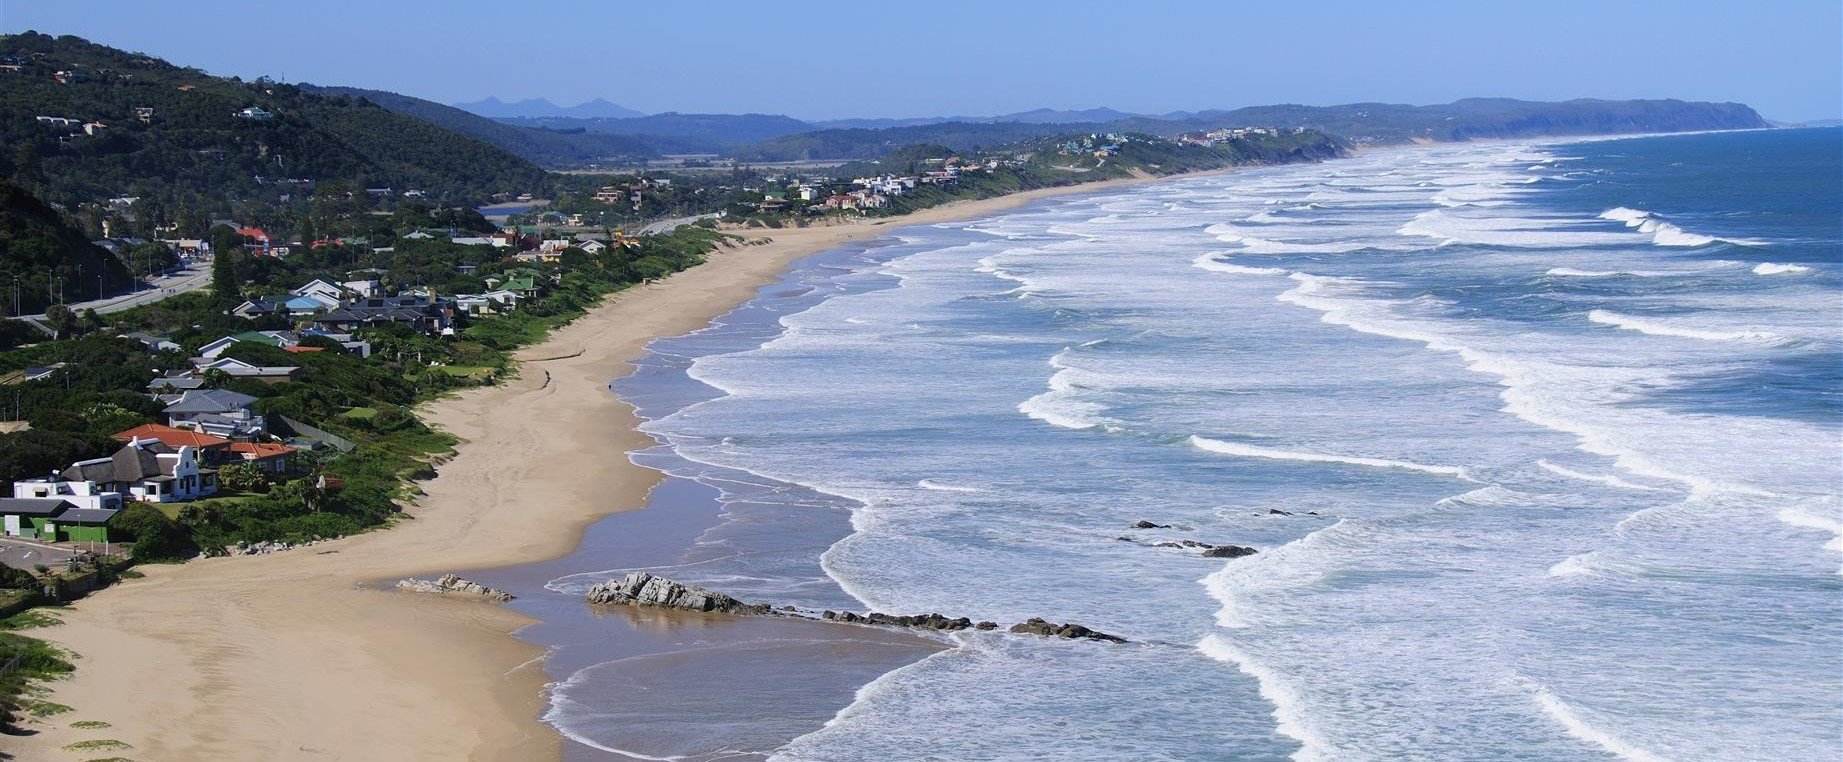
0 32 546 211
0 181 132 314
300 84 656 167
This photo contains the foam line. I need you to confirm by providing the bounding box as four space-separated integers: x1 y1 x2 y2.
1189 435 1469 478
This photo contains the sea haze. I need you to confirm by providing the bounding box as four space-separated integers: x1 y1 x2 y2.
561 127 1841 760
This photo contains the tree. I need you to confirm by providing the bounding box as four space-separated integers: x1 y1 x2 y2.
218 462 268 493
210 248 240 302
44 304 76 339
113 503 190 560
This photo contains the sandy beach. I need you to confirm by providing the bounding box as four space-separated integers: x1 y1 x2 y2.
6 170 1238 761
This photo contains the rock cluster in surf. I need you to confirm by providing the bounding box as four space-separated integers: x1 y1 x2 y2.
586 571 1126 643
1117 535 1259 558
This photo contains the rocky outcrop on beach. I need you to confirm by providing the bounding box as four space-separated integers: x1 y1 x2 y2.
1132 520 1171 529
1202 544 1258 558
585 573 1123 642
396 573 515 601
223 538 328 556
1008 618 1129 643
585 571 773 614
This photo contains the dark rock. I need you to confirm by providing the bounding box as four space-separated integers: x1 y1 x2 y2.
1132 520 1170 529
975 621 998 630
1008 617 1127 643
1202 545 1258 559
585 572 771 614
1268 509 1294 516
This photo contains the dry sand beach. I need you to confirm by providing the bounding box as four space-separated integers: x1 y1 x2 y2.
7 171 1234 761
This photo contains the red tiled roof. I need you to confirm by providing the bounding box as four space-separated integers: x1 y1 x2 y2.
111 423 232 448
230 441 295 460
282 345 325 353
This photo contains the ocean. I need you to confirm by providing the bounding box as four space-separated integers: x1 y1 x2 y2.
535 127 1842 760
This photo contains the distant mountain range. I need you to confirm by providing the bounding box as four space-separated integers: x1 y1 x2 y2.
452 96 645 119
426 91 1772 167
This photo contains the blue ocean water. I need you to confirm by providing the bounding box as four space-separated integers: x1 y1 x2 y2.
574 128 1843 760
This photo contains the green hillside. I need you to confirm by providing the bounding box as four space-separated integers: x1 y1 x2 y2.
0 32 546 212
301 84 656 167
0 180 132 314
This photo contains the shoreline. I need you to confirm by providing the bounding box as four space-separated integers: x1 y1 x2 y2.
9 166 1256 760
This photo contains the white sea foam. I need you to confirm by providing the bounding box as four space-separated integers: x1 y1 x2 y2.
1752 262 1811 275
1188 435 1469 478
1538 460 1671 492
1530 683 1672 762
1544 266 1725 278
1017 349 1109 431
916 479 984 493
1198 635 1329 761
1192 254 1288 277
544 665 694 761
1599 206 1763 248
1777 501 1843 555
1275 272 1733 498
1587 309 1794 346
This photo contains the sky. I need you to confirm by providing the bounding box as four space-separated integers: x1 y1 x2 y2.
4 0 1839 122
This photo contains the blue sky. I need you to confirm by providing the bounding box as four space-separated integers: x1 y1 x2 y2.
4 1 1838 121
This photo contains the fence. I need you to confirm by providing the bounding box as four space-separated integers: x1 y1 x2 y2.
279 415 358 453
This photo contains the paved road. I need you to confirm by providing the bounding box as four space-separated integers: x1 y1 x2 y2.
0 536 78 572
17 260 212 326
640 213 723 235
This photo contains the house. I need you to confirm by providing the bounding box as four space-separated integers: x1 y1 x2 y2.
119 332 182 353
10 478 120 511
292 279 348 303
147 371 206 397
401 231 435 240
164 389 265 438
193 357 298 385
232 294 332 317
112 423 234 464
229 441 296 475
578 239 607 255
235 106 275 120
497 277 538 300
301 329 372 358
340 279 382 298
308 295 456 336
199 330 300 359
0 487 123 542
46 438 217 503
454 294 495 316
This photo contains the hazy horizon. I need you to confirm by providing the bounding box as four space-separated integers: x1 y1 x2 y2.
3 0 1838 122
